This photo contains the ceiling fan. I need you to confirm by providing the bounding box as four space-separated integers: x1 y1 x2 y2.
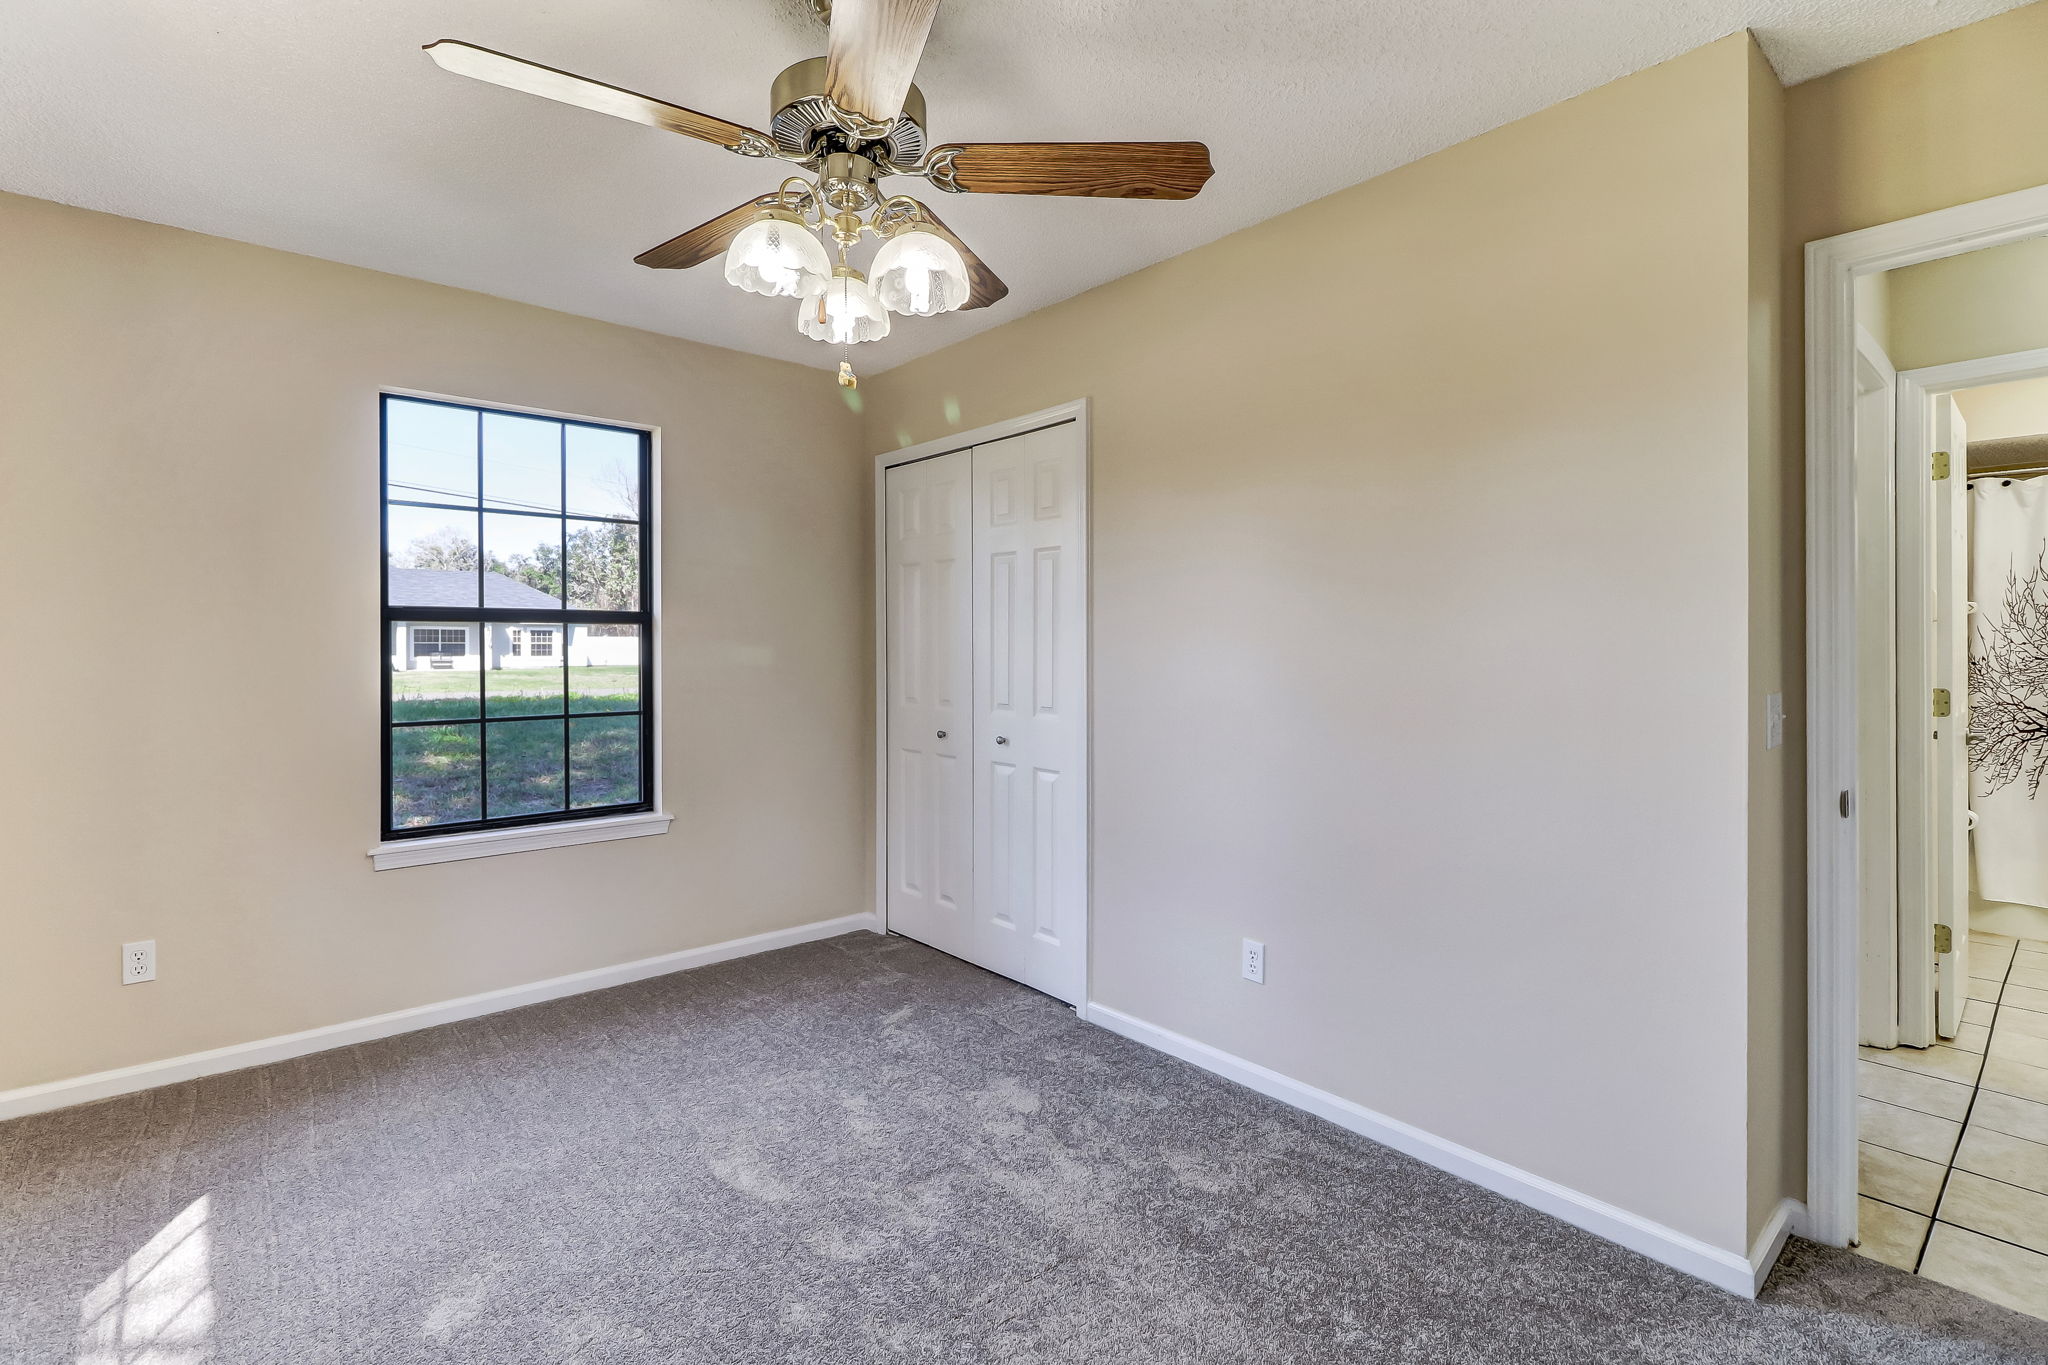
425 0 1213 385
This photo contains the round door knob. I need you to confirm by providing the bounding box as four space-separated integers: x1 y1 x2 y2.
996 736 1010 746
936 730 947 739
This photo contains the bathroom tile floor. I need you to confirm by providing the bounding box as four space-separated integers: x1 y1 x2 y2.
1857 929 2048 1320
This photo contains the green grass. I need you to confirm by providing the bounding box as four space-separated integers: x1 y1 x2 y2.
390 670 642 827
391 664 639 721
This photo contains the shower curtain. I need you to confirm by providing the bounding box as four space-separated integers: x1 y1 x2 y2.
1969 474 2048 910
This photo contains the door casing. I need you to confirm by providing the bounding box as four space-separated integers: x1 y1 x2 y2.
872 399 1092 1010
1806 178 2048 1250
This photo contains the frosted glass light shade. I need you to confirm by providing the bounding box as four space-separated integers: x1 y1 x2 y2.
871 227 969 316
724 212 831 299
797 268 891 344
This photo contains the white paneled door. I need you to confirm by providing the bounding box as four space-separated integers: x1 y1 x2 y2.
884 450 973 956
883 418 1088 1006
972 424 1087 1004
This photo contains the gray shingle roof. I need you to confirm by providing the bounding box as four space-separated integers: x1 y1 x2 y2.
389 567 560 610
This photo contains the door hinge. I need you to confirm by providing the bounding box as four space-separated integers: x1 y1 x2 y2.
1933 688 1952 717
1933 450 1951 480
1934 924 1953 955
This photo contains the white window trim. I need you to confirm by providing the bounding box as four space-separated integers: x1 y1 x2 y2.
370 810 672 870
374 386 665 870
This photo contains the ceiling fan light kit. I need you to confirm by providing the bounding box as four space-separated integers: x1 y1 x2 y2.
723 207 833 299
870 224 969 317
424 0 1213 380
800 265 892 345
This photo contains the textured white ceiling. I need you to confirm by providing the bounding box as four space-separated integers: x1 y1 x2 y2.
1 0 2030 372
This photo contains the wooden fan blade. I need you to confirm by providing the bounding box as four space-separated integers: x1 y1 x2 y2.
925 142 1213 199
635 196 782 271
909 205 1007 310
823 0 940 132
424 40 777 156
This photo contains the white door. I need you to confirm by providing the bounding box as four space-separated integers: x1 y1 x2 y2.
1932 397 1969 1038
1896 391 1970 1044
1855 333 1901 1047
971 424 1087 1004
883 451 973 953
881 418 1088 1007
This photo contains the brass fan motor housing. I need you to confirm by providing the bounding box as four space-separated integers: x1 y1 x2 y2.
770 57 927 168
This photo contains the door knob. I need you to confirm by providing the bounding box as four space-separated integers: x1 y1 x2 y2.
936 730 947 739
995 736 1009 746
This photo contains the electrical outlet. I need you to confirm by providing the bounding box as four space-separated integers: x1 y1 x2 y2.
1765 692 1786 750
122 940 156 985
1241 938 1265 984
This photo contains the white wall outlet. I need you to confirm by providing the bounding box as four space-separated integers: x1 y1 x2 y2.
1241 938 1265 984
1766 692 1786 750
122 940 156 985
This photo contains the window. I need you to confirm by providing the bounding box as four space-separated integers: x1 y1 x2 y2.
413 627 467 657
382 396 652 839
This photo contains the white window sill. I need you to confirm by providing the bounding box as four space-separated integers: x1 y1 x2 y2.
369 812 672 870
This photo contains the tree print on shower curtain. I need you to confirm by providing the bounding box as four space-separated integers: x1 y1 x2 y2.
1971 548 2048 798
1969 474 2048 911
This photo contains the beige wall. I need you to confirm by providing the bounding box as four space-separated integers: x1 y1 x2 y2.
0 190 867 1091
1786 1 2048 247
1956 374 2048 439
1853 270 1893 354
1744 38 1800 1245
865 36 1768 1254
1887 235 2048 372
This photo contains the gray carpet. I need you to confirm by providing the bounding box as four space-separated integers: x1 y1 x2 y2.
6 933 2048 1363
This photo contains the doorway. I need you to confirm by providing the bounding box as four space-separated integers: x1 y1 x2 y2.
1847 349 2048 1296
873 401 1091 1006
1811 189 2048 1312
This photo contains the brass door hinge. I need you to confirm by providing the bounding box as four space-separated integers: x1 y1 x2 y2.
1933 450 1951 480
1933 688 1952 717
1934 924 1953 955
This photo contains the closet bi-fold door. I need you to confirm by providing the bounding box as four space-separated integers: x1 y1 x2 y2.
884 421 1087 1007
884 450 973 955
971 424 1085 1006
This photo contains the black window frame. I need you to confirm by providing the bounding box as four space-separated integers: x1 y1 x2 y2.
380 394 655 841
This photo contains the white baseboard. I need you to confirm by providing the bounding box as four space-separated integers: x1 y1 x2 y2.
0 912 880 1123
1748 1196 1805 1296
1084 1001 1801 1299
